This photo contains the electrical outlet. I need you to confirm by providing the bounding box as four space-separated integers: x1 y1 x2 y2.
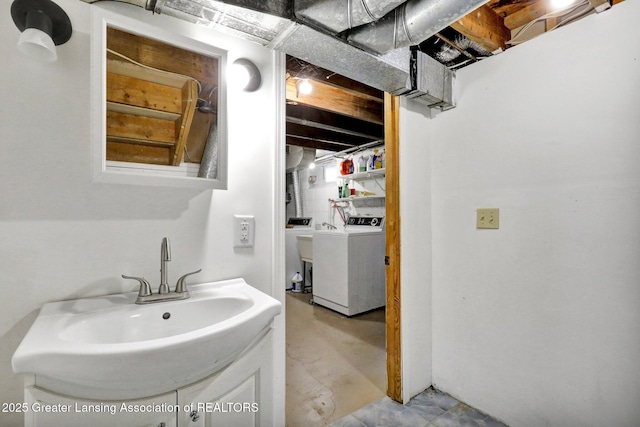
477 208 499 229
234 215 255 247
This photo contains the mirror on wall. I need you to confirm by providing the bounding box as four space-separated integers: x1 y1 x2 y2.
91 10 227 189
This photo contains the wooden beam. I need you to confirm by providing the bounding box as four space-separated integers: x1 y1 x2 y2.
286 78 384 125
286 122 376 147
286 104 384 140
504 0 547 30
287 55 384 101
287 116 381 140
451 4 511 52
385 92 402 403
285 135 354 153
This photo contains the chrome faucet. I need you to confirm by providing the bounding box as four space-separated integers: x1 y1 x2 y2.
122 237 201 304
159 237 171 294
322 222 337 230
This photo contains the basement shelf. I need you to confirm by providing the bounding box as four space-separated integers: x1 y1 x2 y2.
332 195 385 202
339 168 385 192
339 168 385 180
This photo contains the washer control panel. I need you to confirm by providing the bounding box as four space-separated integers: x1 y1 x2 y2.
287 217 313 226
347 216 385 227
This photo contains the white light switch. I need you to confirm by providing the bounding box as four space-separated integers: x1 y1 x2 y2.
234 215 255 247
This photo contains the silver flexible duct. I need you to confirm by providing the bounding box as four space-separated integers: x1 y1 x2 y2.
347 0 490 55
198 124 218 179
292 170 303 218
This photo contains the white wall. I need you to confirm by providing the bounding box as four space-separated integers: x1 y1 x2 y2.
0 2 284 426
428 2 640 426
399 99 433 402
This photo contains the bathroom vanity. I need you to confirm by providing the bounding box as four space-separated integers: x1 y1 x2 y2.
21 332 272 427
13 278 281 427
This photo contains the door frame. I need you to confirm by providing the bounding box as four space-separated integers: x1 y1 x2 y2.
384 93 402 402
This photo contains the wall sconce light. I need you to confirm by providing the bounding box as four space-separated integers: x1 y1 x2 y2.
11 0 72 63
230 58 262 92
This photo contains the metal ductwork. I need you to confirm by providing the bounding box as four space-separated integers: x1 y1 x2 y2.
295 0 408 34
286 146 316 172
82 0 470 109
346 0 490 55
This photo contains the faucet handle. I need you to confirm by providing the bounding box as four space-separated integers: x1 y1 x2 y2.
175 269 202 294
122 275 152 297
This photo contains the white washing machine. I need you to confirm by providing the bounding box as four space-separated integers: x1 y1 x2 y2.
312 216 385 316
285 217 313 290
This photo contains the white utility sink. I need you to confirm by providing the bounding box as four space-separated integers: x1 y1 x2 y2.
12 278 281 400
296 234 313 262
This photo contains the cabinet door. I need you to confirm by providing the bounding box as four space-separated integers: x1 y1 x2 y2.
177 331 273 427
181 376 258 427
25 386 177 427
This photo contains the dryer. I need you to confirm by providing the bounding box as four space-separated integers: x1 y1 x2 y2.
312 216 385 316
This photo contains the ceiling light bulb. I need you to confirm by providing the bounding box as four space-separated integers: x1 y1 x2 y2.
309 162 316 170
297 79 313 95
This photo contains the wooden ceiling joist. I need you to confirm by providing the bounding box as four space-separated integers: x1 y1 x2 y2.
286 77 384 125
286 104 384 140
286 122 375 147
286 135 355 153
286 57 384 101
285 56 383 154
503 1 547 30
451 4 511 52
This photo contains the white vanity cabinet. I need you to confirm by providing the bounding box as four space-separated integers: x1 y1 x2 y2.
20 331 274 427
24 386 177 427
177 331 273 427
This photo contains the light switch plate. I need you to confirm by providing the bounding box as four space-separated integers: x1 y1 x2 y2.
477 208 499 229
234 215 255 247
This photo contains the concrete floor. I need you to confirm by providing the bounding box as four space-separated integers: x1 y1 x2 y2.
285 292 387 427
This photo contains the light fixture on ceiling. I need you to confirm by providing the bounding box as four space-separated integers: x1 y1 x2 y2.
230 58 262 92
296 79 313 96
11 0 72 63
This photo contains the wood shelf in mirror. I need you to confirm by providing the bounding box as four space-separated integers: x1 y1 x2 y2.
105 59 198 167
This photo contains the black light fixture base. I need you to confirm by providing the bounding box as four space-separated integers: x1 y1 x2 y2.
11 0 72 46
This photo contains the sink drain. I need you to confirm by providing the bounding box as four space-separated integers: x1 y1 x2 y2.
162 312 171 320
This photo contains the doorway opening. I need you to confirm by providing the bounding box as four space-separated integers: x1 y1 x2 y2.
283 55 393 425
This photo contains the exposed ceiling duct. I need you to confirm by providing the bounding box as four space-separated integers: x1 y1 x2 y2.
82 0 465 110
295 0 408 34
346 0 490 55
286 145 316 172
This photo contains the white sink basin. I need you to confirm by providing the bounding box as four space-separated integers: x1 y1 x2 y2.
12 278 281 400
